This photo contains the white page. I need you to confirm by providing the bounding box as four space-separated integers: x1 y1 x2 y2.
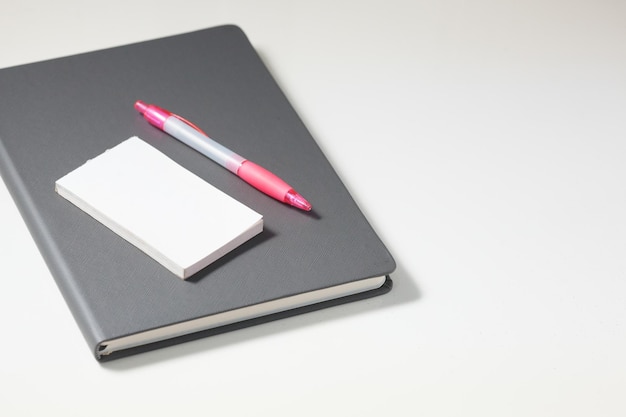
55 136 263 279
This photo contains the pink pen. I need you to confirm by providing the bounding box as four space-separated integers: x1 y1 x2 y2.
134 101 312 211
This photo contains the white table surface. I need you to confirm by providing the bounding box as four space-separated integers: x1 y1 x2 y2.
1 1 625 416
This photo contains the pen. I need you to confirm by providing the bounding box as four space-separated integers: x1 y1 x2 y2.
134 100 312 211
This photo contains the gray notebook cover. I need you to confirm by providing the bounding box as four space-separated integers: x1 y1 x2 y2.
0 25 395 361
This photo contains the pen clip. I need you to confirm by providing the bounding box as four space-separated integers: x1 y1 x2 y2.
171 113 209 137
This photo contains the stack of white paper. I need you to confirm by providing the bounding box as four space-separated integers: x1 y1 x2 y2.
55 136 263 279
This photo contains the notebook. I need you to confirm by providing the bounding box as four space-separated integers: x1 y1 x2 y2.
0 25 395 361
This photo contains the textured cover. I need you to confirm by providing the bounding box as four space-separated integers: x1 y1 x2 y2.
0 25 395 361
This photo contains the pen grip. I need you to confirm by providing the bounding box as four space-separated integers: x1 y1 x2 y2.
237 161 292 202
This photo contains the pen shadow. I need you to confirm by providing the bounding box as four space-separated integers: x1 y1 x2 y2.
304 208 321 220
101 259 420 370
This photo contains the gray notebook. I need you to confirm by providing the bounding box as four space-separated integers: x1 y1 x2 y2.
0 25 395 361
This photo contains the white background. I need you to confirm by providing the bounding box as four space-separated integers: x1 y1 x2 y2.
1 1 625 416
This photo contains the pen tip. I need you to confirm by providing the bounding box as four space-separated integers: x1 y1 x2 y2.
285 190 312 211
134 100 148 114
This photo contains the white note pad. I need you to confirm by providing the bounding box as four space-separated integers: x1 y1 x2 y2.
55 136 263 279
